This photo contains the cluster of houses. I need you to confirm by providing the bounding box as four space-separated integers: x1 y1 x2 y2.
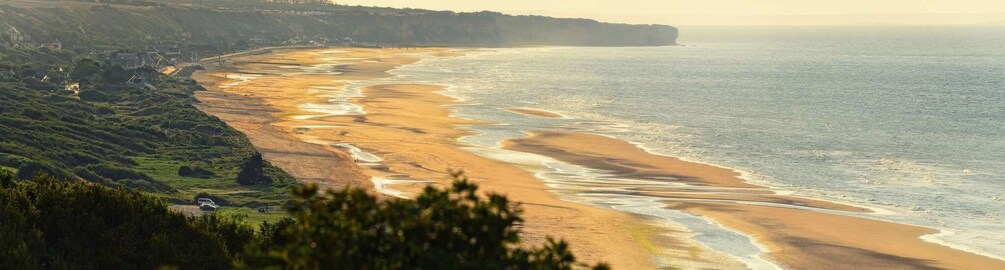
6 23 371 77
108 52 162 70
282 34 336 46
106 40 195 70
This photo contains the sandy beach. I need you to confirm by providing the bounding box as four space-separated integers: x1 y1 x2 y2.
192 47 1005 269
192 48 663 268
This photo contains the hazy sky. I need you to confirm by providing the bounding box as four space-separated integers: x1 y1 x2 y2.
337 0 1005 25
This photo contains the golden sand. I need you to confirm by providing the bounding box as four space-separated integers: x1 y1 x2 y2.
193 48 660 268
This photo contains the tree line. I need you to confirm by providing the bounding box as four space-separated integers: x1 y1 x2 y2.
0 170 610 269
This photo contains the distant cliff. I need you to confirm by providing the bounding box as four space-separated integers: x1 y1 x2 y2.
0 2 677 51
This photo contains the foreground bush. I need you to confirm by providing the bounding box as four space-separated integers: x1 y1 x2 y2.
0 169 608 269
248 170 609 270
0 170 239 269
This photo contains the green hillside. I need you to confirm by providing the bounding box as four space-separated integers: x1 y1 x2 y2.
1 0 677 52
0 58 295 217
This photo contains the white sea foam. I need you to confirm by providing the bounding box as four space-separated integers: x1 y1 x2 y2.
605 196 782 270
371 177 429 199
295 125 343 129
218 73 262 89
291 114 328 120
298 102 365 116
513 95 1005 258
921 229 1005 262
332 143 383 163
459 145 784 269
311 49 348 55
289 79 373 120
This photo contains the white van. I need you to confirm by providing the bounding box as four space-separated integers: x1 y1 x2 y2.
196 198 216 206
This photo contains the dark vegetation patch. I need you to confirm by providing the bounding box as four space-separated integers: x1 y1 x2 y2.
178 165 216 178
0 170 610 270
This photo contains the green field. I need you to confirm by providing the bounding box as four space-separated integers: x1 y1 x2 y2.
134 156 292 225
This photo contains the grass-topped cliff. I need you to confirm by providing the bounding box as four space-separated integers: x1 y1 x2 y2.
0 0 677 51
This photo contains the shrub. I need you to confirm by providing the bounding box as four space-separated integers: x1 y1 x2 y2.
16 161 62 181
246 171 610 270
0 170 240 269
69 59 101 83
0 153 31 168
96 106 115 115
21 108 44 120
74 167 110 184
1 168 610 269
178 165 216 178
236 152 270 186
178 166 191 176
78 89 111 102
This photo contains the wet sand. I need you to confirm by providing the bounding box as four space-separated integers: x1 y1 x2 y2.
192 72 369 191
507 108 564 118
505 131 1005 269
192 48 662 268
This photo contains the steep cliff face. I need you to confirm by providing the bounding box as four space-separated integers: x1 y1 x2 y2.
0 4 677 49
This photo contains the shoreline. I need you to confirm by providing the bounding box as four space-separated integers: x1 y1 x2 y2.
191 47 1005 269
503 130 1005 269
540 127 1005 263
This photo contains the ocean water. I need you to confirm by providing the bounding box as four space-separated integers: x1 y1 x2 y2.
390 26 1005 261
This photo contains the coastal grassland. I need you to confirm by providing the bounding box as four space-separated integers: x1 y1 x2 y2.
0 59 295 223
133 157 291 205
213 207 287 225
133 156 293 223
